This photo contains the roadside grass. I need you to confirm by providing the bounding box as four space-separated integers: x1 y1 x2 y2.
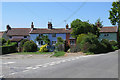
53 51 65 57
14 52 53 54
85 52 94 55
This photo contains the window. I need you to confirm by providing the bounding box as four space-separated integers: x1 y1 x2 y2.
70 40 75 45
41 41 43 45
24 36 27 38
104 34 109 36
9 36 12 39
52 41 56 45
52 34 56 37
39 34 43 37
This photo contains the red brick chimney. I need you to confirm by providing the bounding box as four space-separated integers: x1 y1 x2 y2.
97 21 100 28
31 22 34 28
66 24 69 29
6 25 11 31
48 22 52 29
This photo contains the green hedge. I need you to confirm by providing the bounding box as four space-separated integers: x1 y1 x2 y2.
0 42 17 54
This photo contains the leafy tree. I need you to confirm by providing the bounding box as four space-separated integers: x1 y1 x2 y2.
71 19 100 38
108 0 120 47
19 39 29 48
95 18 103 28
109 0 120 25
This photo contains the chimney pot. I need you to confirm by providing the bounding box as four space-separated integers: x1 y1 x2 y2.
31 22 34 28
66 24 69 30
48 22 52 29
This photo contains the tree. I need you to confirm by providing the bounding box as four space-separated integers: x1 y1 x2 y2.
71 19 100 38
108 0 120 46
95 18 103 28
108 1 120 25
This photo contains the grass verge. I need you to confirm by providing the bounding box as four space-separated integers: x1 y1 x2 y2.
53 51 65 57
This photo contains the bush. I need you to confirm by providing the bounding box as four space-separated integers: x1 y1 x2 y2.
1 42 17 54
20 39 29 48
0 38 6 46
70 44 81 53
23 41 37 52
39 44 48 52
6 40 11 45
110 40 118 46
101 39 114 52
53 51 65 57
77 34 87 44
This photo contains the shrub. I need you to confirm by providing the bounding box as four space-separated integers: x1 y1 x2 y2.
70 44 81 53
53 51 65 57
39 44 48 52
6 40 11 45
55 37 65 51
1 42 17 54
77 34 87 44
23 41 37 52
101 39 114 52
0 38 6 46
19 39 29 48
109 40 118 46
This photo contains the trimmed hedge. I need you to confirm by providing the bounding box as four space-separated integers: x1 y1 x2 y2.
0 42 17 54
23 41 37 52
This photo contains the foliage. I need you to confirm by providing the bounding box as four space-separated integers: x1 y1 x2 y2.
35 35 50 45
70 44 81 53
23 41 37 52
77 34 87 44
70 19 100 38
55 37 65 51
101 39 114 52
53 51 65 57
6 40 11 45
85 52 94 55
39 44 48 52
79 33 108 54
95 18 103 28
19 39 29 48
1 42 17 54
0 38 6 46
109 1 120 25
109 40 118 47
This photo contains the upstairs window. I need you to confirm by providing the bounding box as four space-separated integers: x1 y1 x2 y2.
39 34 43 37
52 34 56 37
24 36 27 38
9 36 12 39
104 34 109 36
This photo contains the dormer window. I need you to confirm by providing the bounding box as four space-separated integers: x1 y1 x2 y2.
24 36 27 38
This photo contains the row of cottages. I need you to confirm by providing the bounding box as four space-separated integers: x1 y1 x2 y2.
4 22 119 47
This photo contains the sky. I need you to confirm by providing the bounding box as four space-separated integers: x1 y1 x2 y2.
1 2 115 31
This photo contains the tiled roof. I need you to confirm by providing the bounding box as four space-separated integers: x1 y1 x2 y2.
100 26 118 33
30 28 72 34
0 31 4 38
7 28 31 36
